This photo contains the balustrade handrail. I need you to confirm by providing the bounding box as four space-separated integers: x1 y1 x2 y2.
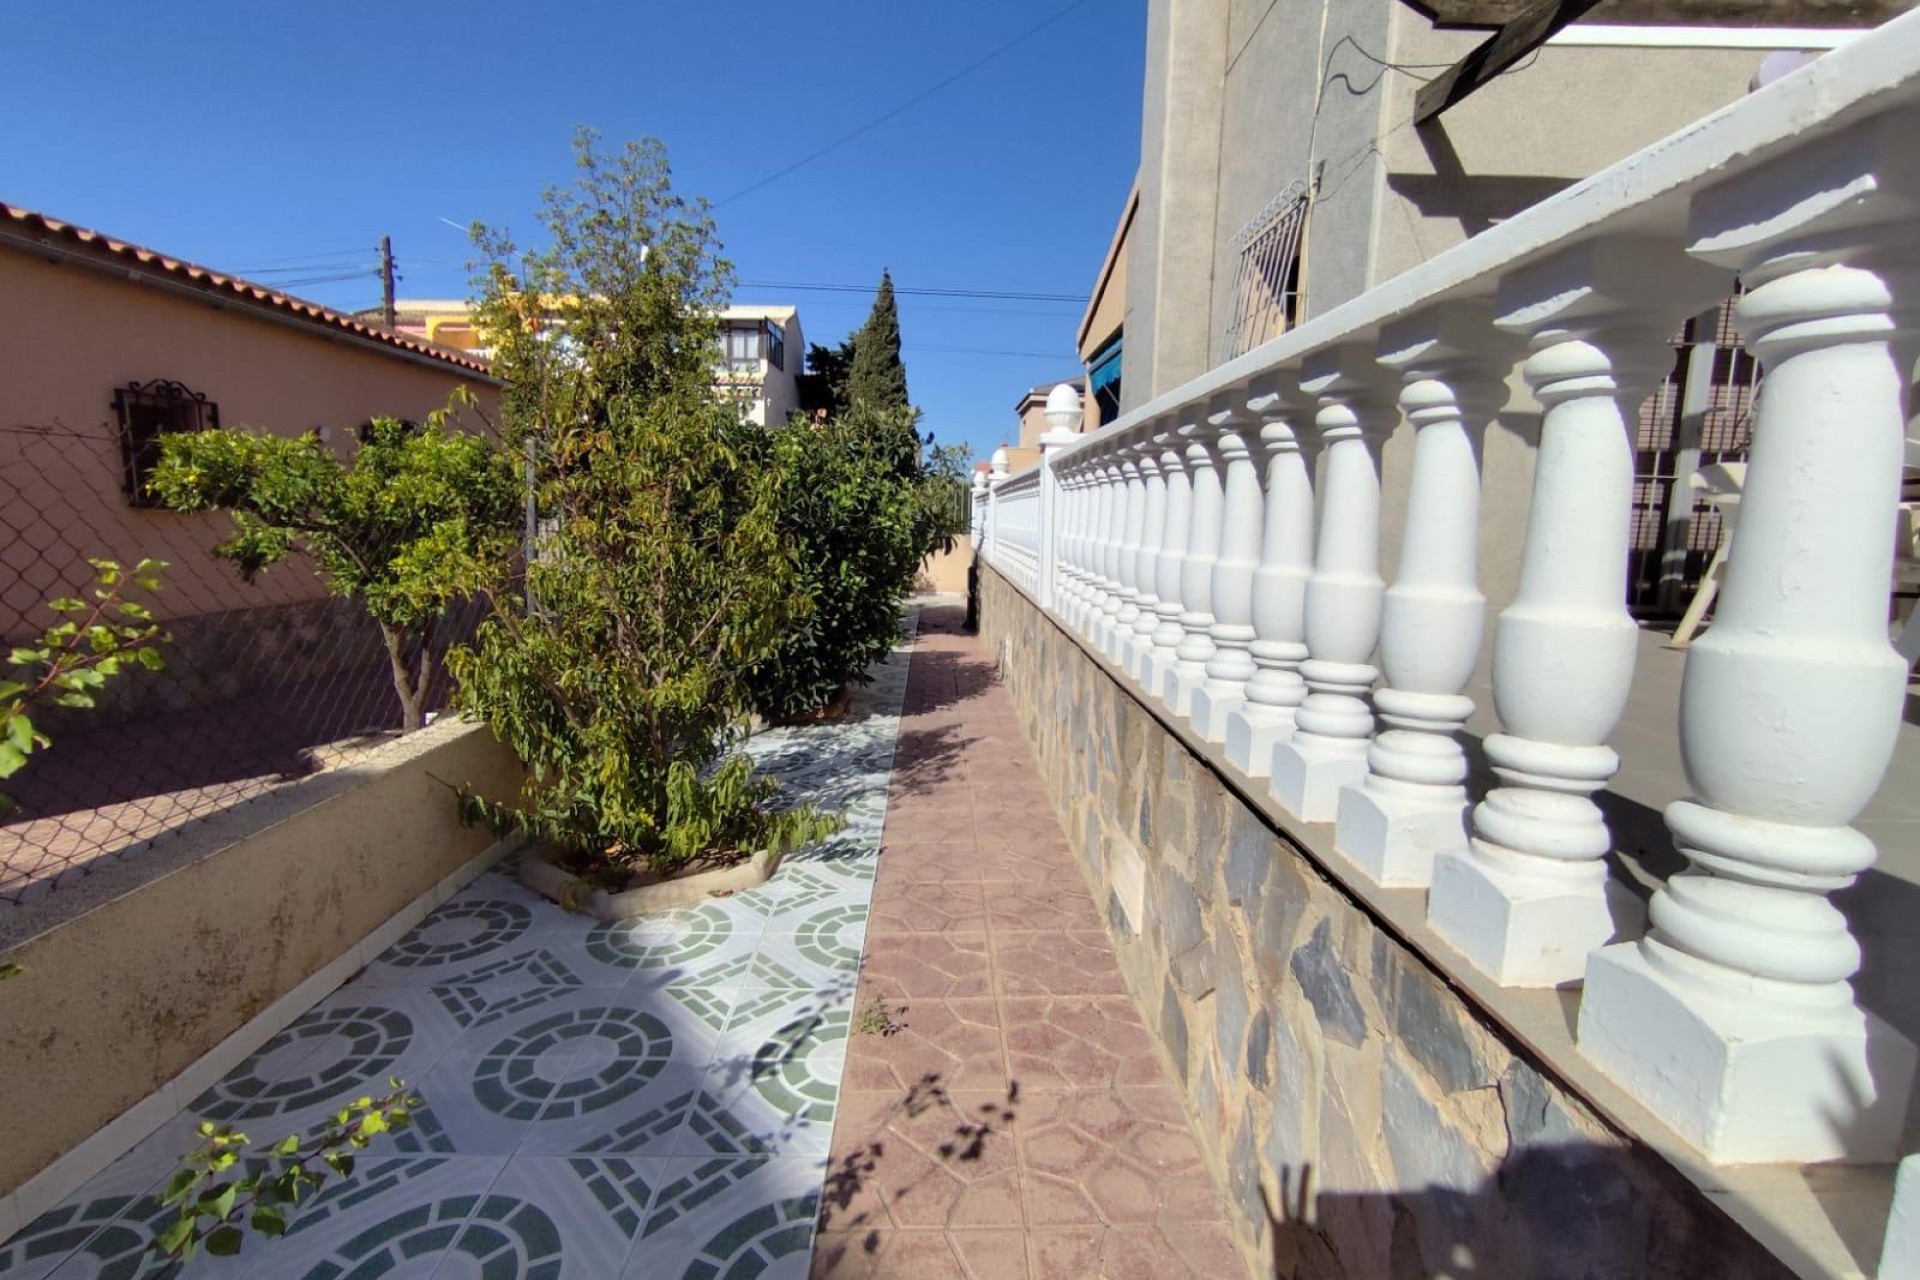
980 8 1920 1189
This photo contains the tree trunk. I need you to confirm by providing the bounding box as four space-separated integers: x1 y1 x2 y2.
380 622 426 733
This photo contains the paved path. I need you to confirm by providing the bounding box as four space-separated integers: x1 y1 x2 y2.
814 604 1238 1279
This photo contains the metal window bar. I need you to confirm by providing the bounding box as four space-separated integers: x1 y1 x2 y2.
1221 183 1310 363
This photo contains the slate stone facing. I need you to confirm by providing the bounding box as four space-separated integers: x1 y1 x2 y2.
1289 919 1369 1048
975 569 1800 1280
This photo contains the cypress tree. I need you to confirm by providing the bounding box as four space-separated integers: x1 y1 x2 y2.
846 270 910 412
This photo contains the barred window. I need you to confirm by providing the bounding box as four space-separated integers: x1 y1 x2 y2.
1222 183 1309 362
113 379 218 507
766 321 785 372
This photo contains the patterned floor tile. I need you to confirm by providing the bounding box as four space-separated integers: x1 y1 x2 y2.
516 1002 720 1158
990 932 1129 998
631 1157 825 1280
752 904 870 992
681 1003 852 1157
998 997 1168 1092
440 1156 663 1279
541 899 762 992
843 998 1007 1093
356 879 579 988
5 1147 175 1280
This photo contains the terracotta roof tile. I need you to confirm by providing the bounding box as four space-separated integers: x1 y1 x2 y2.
0 202 496 379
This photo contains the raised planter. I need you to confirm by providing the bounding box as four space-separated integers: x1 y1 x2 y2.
518 845 783 921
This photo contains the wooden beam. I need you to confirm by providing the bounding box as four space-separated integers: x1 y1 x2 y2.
1415 0 1609 122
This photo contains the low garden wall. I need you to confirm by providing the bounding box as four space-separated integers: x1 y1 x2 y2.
0 717 524 1220
977 564 1793 1280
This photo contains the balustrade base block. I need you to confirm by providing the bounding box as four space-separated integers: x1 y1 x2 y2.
1427 847 1642 988
1142 650 1180 699
1579 943 1918 1164
1189 686 1243 744
1268 738 1368 822
1224 707 1294 778
1163 664 1208 716
1334 785 1466 888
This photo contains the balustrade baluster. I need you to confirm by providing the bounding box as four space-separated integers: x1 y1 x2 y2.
1225 376 1316 778
1143 421 1194 695
1126 427 1172 676
1191 397 1262 741
1166 422 1224 714
1269 349 1396 819
1095 453 1131 652
1579 126 1920 1162
1426 239 1723 986
1335 305 1511 885
1109 444 1149 660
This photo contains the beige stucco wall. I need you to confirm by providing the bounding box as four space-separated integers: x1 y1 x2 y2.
0 250 501 636
919 539 973 595
0 718 525 1199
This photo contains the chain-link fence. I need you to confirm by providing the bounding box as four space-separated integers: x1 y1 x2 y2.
1 421 479 904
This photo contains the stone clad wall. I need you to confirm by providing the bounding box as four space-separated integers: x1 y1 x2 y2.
976 567 1791 1280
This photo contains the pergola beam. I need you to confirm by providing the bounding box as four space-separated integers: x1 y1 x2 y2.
1414 0 1608 123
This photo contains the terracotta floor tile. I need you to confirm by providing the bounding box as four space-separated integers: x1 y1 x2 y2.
844 996 1007 1092
991 931 1129 998
983 880 1105 934
816 605 1235 1275
860 931 995 999
1000 997 1168 1092
867 878 990 934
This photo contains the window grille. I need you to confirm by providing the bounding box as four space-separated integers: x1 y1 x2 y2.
766 320 785 372
725 325 761 374
112 379 218 507
1221 183 1310 362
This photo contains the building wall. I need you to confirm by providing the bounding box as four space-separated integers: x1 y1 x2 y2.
761 311 804 426
0 251 501 631
977 565 1795 1280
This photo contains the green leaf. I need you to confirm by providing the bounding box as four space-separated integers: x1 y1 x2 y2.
155 1214 195 1257
205 1225 244 1257
273 1133 301 1157
251 1203 288 1237
0 742 28 778
199 1182 238 1219
6 716 33 752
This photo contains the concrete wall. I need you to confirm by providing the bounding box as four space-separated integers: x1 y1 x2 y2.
0 718 524 1201
977 565 1795 1280
0 250 501 633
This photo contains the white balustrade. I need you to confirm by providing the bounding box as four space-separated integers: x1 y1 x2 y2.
1334 305 1510 886
1142 422 1193 693
1426 240 1724 986
1224 375 1316 777
1124 429 1171 672
1109 448 1149 660
1268 348 1396 820
1579 112 1920 1164
1165 423 1224 714
1190 395 1263 741
971 15 1920 1167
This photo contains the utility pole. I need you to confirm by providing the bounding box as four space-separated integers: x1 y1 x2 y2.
379 236 396 331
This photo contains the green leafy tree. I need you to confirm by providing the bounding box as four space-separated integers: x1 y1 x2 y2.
1 558 166 814
846 269 910 412
154 1082 419 1261
797 338 856 418
148 401 519 732
452 129 835 875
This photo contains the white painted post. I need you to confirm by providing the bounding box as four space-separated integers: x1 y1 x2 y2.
1580 125 1919 1163
1125 426 1171 675
1191 395 1263 741
1426 239 1724 987
1038 439 1067 611
970 470 988 550
1225 375 1316 778
1269 348 1396 820
1142 421 1193 695
986 446 1009 572
1058 461 1088 626
1335 304 1511 886
1165 422 1224 714
1082 456 1115 633
1109 445 1149 661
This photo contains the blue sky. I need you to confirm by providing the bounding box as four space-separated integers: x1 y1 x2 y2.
2 1 1144 463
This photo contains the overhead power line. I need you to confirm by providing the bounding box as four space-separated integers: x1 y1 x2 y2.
738 278 1087 304
713 0 1098 208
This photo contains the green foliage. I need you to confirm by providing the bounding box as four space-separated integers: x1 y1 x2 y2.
153 1081 419 1262
453 129 837 875
797 338 855 419
147 398 519 731
1 558 166 813
845 270 910 412
744 407 925 720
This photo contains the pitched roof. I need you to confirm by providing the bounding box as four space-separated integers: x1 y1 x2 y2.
0 203 497 379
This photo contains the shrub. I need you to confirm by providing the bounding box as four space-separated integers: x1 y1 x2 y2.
148 401 518 731
451 130 835 876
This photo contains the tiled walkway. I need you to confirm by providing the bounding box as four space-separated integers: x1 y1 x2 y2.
4 618 918 1279
814 604 1238 1279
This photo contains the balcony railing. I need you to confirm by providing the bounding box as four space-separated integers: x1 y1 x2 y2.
981 10 1920 1169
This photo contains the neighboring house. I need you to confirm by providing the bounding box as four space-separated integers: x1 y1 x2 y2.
717 305 803 427
0 203 502 642
1077 182 1134 432
1112 0 1887 607
379 299 805 427
998 377 1089 474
